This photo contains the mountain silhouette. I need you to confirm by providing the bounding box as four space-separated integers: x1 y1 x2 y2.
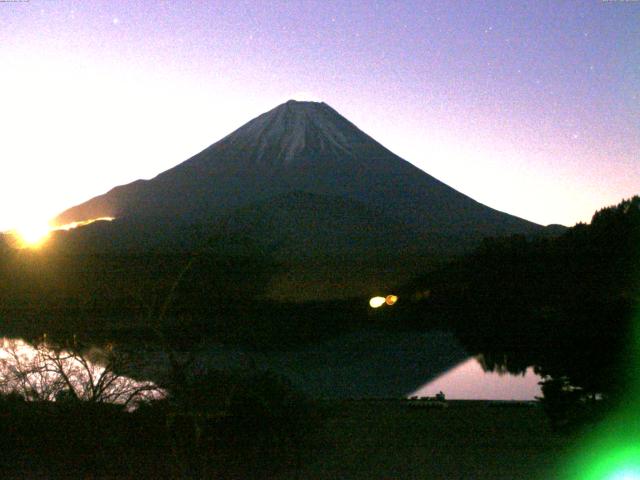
56 100 540 238
52 100 546 298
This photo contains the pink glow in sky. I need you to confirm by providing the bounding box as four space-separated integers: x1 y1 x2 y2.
0 1 638 232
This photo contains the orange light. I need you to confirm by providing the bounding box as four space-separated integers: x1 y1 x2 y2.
56 217 115 231
369 294 399 308
7 216 115 249
10 221 52 248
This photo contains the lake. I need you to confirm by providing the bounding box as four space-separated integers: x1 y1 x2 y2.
410 357 542 401
0 332 543 402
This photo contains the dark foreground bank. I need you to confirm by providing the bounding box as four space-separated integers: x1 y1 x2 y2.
0 395 573 479
279 399 571 480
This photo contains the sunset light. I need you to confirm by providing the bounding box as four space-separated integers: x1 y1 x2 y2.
9 220 52 249
6 217 115 249
56 217 115 231
0 1 637 477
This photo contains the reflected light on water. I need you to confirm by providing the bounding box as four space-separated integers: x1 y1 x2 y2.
409 357 542 401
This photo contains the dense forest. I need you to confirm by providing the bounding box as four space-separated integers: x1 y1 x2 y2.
406 196 639 418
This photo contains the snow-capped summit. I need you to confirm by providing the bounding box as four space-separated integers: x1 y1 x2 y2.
224 100 353 166
184 100 368 172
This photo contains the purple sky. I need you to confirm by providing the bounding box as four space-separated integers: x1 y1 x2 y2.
1 0 638 232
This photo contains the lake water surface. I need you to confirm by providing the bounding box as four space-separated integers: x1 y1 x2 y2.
410 357 542 401
0 334 543 402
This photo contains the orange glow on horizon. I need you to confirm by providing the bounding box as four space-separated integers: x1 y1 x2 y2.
6 217 115 249
55 217 115 231
8 220 53 249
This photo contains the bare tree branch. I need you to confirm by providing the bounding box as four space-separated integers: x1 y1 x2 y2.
0 339 165 409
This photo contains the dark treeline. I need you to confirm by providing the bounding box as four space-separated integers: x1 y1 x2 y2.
406 196 639 406
3 198 638 398
0 234 374 349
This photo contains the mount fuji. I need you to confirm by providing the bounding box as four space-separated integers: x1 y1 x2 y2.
54 100 542 260
37 101 555 390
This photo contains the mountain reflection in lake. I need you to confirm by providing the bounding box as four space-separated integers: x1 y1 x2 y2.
0 338 164 410
410 357 542 401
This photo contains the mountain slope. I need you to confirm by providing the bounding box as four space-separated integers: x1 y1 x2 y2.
55 100 541 251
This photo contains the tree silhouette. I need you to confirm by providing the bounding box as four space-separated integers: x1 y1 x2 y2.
414 196 640 405
0 338 163 409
